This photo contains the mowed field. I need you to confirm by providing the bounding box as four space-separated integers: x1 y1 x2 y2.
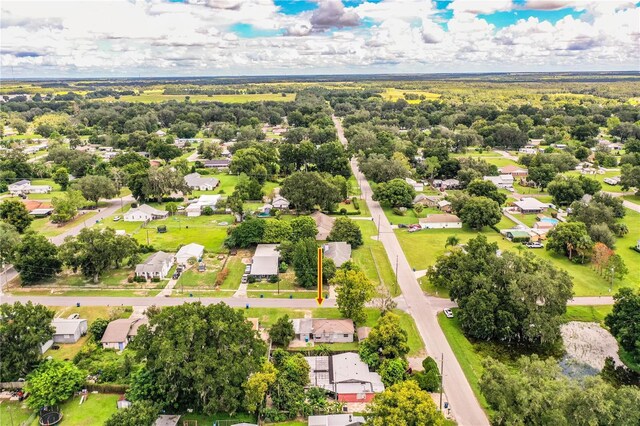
381 88 441 104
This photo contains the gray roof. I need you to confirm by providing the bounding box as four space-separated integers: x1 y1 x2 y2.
135 251 174 274
101 318 146 343
128 204 168 217
250 244 279 276
154 415 181 426
175 243 205 263
306 352 384 394
52 318 86 335
308 414 365 426
293 318 314 335
311 211 335 240
184 173 219 188
514 197 547 211
323 242 351 267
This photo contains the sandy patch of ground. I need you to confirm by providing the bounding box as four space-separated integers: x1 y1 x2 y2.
561 321 621 370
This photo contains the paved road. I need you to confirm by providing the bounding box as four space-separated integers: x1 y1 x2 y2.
0 196 134 292
493 149 518 161
334 116 490 426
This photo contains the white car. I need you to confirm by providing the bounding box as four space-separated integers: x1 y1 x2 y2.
444 309 454 318
113 216 121 222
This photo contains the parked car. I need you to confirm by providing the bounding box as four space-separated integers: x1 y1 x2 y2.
67 313 80 320
113 216 121 222
244 265 251 274
172 272 180 279
241 274 248 284
525 242 544 249
398 223 408 228
444 309 454 318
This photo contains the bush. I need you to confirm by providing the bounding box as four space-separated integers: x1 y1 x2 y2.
279 262 288 273
202 206 214 216
134 275 147 283
127 276 134 283
351 197 360 210
392 207 407 216
248 275 257 283
138 244 156 253
214 268 229 287
269 275 279 283
151 277 160 282
340 208 348 215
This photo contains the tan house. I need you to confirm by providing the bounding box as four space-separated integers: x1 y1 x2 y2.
413 194 442 207
292 318 355 343
418 214 462 229
310 211 335 240
101 318 148 351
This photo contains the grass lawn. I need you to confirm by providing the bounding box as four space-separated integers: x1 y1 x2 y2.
192 172 240 195
563 305 612 324
382 206 438 226
613 208 640 294
482 157 520 168
622 194 640 204
566 170 626 193
220 256 245 290
96 214 233 252
57 393 120 425
180 412 256 424
248 291 317 299
419 275 450 298
515 213 539 227
354 220 400 296
0 401 35 426
496 215 518 230
30 211 98 238
437 311 491 412
176 254 224 288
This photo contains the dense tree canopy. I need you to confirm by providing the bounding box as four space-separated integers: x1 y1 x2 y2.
13 231 62 284
605 288 640 364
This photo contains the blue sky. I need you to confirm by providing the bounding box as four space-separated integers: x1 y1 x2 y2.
1 0 639 77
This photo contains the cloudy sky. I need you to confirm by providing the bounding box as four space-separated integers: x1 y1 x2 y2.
1 0 639 78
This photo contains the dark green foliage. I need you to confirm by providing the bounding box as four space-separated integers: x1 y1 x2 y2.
327 216 363 248
13 231 62 284
132 303 266 415
0 199 32 233
459 196 501 230
372 178 415 208
292 238 318 288
270 315 295 347
605 288 640 364
104 400 160 426
0 302 54 381
359 313 409 370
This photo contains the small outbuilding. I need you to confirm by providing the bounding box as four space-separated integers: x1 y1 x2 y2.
175 243 205 266
51 318 88 344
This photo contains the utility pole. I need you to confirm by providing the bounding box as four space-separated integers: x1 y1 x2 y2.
609 266 615 292
395 255 399 294
439 353 444 412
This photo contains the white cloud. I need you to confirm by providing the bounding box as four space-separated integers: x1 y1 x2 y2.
448 0 514 15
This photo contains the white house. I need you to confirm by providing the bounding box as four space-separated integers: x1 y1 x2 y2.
405 177 424 192
51 318 88 344
418 214 462 229
185 194 221 217
604 176 621 185
124 204 169 222
483 174 514 189
249 244 279 278
293 318 355 343
175 243 204 265
183 173 219 191
8 179 52 195
271 196 290 210
135 251 174 280
513 197 548 214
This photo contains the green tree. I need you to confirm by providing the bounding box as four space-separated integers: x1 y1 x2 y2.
148 141 182 162
13 231 62 284
372 178 415 208
171 120 198 138
0 199 32 233
413 357 441 392
445 235 460 247
290 216 318 242
89 318 110 341
605 288 639 362
234 174 263 201
144 166 190 202
52 167 70 190
133 303 266 415
292 238 318 288
546 222 593 262
243 361 277 417
0 302 54 381
165 202 178 216
280 171 341 212
359 154 410 183
620 163 640 195
51 189 86 223
59 227 139 283
262 220 292 243
25 360 85 409
0 222 20 269
366 380 444 426
467 179 507 205
459 196 501 230
359 312 409 369
333 269 376 325
74 174 118 207
547 175 585 206
104 401 159 426
379 358 408 387
226 218 266 248
269 315 295 347
327 217 363 248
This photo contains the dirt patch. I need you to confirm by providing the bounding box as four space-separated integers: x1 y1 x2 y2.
561 321 621 370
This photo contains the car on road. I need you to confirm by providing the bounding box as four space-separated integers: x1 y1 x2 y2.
113 216 121 222
444 308 454 318
525 242 544 249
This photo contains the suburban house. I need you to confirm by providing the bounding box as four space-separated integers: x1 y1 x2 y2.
249 244 279 278
499 165 529 178
432 178 460 190
323 242 351 267
203 159 231 169
271 196 290 210
418 214 462 229
437 200 452 212
483 174 515 189
308 414 365 426
175 243 205 266
124 204 169 222
292 318 355 343
183 173 219 191
518 147 539 155
8 179 52 195
185 194 221 217
504 230 531 242
135 251 174 280
311 211 335 240
514 197 548 214
101 317 149 351
29 208 54 217
413 194 442 207
51 318 88 344
306 353 384 402
405 177 424 192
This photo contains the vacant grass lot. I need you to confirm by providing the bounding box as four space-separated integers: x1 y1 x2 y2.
0 401 35 426
382 206 438 226
354 220 399 296
382 88 441 103
563 305 612 324
30 211 98 238
57 393 120 425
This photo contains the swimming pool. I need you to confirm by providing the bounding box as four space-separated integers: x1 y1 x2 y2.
540 217 559 224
